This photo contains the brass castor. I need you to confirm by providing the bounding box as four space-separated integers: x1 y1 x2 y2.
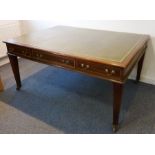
112 124 119 133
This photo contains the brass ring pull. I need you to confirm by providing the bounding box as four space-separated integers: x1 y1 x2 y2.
86 64 90 69
81 63 85 68
105 68 109 73
111 70 115 74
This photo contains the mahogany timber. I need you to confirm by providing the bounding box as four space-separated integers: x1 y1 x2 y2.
3 26 149 132
0 76 4 91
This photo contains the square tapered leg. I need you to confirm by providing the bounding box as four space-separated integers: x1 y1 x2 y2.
113 82 123 132
8 54 22 90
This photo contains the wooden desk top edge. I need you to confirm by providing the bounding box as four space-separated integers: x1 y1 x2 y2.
3 26 150 68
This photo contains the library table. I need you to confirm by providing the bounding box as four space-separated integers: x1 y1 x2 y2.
3 26 149 132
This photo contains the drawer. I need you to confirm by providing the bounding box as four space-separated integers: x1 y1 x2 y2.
7 44 31 58
7 44 75 68
32 50 75 68
53 56 75 68
76 60 121 78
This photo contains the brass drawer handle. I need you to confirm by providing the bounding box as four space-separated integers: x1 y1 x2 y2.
80 63 90 69
105 68 115 75
62 59 70 64
111 70 115 74
86 64 90 69
35 53 43 58
81 63 85 68
105 68 109 73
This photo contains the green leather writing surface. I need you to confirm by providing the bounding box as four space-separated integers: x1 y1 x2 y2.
6 26 148 62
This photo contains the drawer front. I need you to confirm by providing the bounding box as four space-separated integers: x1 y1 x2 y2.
7 44 122 81
7 45 75 68
76 60 121 79
7 44 31 58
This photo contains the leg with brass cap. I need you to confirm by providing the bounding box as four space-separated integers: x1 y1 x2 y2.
113 82 123 132
8 54 22 90
112 124 119 133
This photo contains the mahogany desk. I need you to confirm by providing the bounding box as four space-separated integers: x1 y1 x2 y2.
3 26 149 132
